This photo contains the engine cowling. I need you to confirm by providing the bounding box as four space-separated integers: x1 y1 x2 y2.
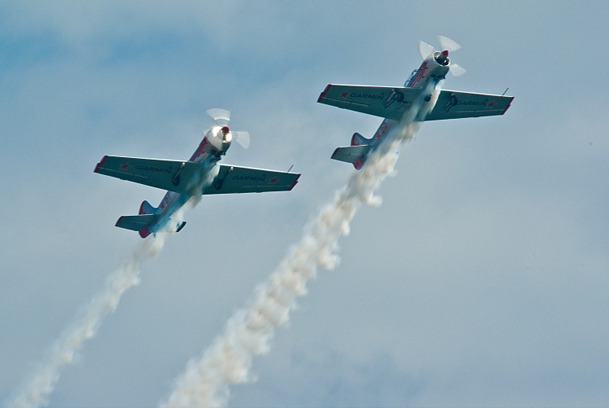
207 125 232 152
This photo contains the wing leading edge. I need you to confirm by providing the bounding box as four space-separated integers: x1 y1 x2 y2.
94 156 197 194
425 90 514 120
317 84 416 121
317 84 513 121
203 164 300 195
95 156 300 195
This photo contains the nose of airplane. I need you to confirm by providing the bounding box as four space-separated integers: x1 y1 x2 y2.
221 126 230 133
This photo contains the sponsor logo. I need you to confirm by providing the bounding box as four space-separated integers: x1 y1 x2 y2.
232 174 266 182
443 94 489 112
136 165 173 174
384 88 408 108
230 174 279 184
349 92 386 100
344 88 409 109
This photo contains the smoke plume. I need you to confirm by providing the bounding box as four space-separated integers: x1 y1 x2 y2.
160 119 420 408
8 236 166 408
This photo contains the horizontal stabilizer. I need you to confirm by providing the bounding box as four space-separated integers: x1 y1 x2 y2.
115 214 156 232
331 145 370 166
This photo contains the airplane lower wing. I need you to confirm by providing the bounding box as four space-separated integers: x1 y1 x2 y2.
318 84 513 121
424 90 514 120
94 156 197 194
95 156 300 195
318 84 417 121
203 164 300 194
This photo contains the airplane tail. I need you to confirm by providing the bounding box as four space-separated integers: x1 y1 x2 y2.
331 132 372 170
116 201 187 238
110 200 158 238
139 200 157 215
350 132 372 147
115 214 156 238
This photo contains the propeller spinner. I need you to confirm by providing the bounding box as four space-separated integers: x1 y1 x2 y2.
418 35 466 77
205 108 250 149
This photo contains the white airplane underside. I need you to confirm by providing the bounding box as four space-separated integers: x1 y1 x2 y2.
318 36 514 169
95 111 300 238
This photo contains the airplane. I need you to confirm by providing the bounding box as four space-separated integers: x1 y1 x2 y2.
317 36 514 169
94 109 300 238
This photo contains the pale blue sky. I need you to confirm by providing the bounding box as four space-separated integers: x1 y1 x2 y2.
2 1 609 406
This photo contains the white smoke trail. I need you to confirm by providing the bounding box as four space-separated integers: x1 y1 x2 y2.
160 119 420 408
8 235 166 408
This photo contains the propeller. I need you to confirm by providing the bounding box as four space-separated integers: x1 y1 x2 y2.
438 35 462 52
418 35 467 77
205 108 250 149
206 107 231 126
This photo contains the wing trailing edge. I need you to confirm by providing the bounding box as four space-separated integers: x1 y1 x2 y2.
318 84 514 121
202 164 300 195
425 90 514 120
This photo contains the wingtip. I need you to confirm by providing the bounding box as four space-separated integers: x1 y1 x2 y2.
317 84 332 103
94 155 108 173
289 174 301 191
502 96 515 115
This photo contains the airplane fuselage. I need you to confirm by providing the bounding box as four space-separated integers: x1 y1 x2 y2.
360 51 451 160
96 116 300 237
140 126 232 237
320 40 513 169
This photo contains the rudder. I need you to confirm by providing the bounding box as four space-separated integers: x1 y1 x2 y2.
351 132 373 147
139 200 157 215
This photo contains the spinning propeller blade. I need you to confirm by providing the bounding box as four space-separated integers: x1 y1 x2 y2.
231 131 250 149
206 108 231 126
418 41 435 59
438 35 462 52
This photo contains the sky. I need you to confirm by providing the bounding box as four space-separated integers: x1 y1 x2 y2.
2 1 609 406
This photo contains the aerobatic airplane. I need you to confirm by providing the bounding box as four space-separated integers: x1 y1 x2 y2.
318 36 514 169
95 109 300 238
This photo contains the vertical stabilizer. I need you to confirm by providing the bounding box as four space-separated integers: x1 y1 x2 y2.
139 200 157 215
351 132 372 147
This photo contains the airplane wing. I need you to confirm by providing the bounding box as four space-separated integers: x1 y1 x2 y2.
317 84 419 121
94 155 199 194
318 84 514 122
424 90 514 121
203 164 300 195
95 156 300 195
